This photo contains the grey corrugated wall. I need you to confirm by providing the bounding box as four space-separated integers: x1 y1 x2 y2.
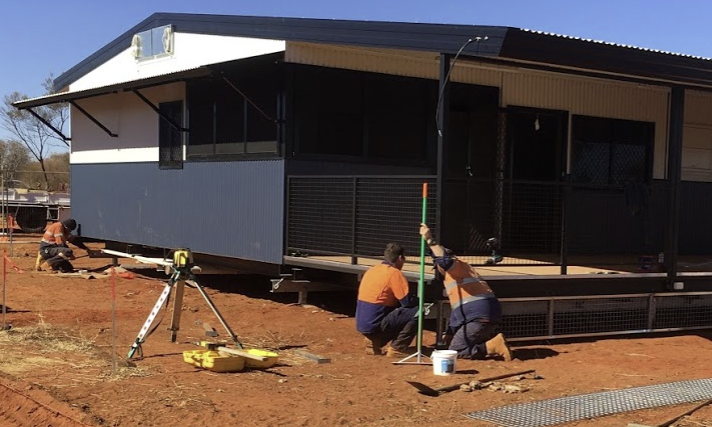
71 160 285 264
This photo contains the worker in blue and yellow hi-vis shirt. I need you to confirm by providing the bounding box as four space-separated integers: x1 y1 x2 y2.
356 242 419 358
420 223 512 361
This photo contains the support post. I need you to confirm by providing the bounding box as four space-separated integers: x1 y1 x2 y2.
436 53 451 234
169 280 185 342
665 86 685 288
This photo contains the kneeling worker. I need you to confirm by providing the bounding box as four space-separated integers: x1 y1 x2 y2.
419 223 512 361
356 242 419 358
38 218 90 272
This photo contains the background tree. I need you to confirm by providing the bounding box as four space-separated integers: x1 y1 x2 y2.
0 75 68 190
17 152 69 192
0 139 30 184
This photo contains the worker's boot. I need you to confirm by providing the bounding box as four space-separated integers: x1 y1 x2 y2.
485 333 512 361
364 336 384 356
38 261 50 272
57 260 74 273
34 253 43 271
385 345 410 359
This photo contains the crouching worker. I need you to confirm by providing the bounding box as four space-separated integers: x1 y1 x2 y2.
419 224 512 361
356 243 419 358
38 218 89 273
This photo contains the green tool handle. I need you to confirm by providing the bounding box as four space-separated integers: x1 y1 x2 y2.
416 183 427 357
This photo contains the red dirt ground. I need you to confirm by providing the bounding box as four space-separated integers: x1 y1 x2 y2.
2 240 712 427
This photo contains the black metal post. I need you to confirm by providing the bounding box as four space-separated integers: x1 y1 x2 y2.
351 177 357 265
665 86 685 288
436 54 451 234
560 175 570 275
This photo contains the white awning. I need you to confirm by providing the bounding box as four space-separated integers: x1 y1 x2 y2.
13 66 212 109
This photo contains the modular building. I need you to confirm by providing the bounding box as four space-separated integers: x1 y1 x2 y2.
14 13 712 340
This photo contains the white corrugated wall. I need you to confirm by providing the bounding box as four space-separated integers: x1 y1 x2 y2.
286 42 673 179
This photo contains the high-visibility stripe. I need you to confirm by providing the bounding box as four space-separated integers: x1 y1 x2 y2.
444 276 482 292
451 293 495 310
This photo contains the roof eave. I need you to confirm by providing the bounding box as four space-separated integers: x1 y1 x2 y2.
53 13 509 90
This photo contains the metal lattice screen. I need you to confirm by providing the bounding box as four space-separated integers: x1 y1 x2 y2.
501 181 562 258
287 176 437 259
501 292 712 341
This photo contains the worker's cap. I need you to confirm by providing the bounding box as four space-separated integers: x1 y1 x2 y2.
62 218 77 231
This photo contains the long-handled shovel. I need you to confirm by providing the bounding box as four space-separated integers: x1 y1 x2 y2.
407 369 536 397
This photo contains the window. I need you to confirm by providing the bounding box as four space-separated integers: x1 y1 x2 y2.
292 65 434 162
571 115 654 186
186 54 280 158
132 25 173 60
158 101 183 170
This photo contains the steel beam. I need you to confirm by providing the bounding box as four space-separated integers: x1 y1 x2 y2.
132 89 188 132
69 101 117 137
25 108 70 141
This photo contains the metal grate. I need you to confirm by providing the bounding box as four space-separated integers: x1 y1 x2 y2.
464 378 712 427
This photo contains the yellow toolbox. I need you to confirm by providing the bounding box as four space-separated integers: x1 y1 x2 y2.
183 350 245 373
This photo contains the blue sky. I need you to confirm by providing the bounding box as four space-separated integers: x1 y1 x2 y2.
1 0 711 141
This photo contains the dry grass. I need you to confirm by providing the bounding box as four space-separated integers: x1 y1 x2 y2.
0 318 96 355
0 315 152 380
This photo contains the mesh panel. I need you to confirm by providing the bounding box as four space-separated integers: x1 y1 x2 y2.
551 297 648 335
502 181 561 257
500 293 712 342
287 176 436 258
287 178 354 254
500 300 550 339
654 294 712 329
355 178 437 257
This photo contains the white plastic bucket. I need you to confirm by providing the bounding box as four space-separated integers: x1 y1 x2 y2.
431 350 457 376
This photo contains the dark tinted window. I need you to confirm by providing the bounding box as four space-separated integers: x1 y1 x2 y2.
571 115 653 186
158 101 183 169
187 55 279 157
292 65 434 162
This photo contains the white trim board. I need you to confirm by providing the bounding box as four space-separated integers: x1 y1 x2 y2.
71 147 158 164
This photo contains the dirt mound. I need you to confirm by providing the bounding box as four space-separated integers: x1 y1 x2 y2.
0 378 91 427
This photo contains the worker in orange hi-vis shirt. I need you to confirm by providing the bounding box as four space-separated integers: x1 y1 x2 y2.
356 242 419 358
38 218 90 273
420 223 512 361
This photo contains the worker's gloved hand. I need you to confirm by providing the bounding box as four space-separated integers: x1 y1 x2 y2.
58 252 76 261
419 223 432 241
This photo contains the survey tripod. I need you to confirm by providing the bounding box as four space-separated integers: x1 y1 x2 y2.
126 248 241 359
